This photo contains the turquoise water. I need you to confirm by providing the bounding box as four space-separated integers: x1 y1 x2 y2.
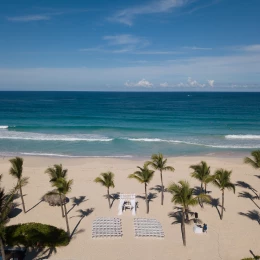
0 91 260 157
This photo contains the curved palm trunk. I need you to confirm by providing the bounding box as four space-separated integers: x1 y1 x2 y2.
63 202 70 236
107 188 111 209
145 183 149 214
160 170 164 206
221 190 224 220
181 208 186 246
59 193 64 218
0 236 6 260
19 185 26 213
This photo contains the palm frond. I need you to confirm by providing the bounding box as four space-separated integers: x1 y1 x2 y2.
94 171 115 188
9 157 23 180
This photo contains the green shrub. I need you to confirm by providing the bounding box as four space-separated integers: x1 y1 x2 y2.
5 222 69 248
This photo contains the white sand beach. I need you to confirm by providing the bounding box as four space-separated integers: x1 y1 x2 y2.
1 155 260 260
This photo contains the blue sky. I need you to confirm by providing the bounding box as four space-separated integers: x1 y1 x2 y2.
0 0 260 91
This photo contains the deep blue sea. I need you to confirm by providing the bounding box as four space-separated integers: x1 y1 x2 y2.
0 91 259 158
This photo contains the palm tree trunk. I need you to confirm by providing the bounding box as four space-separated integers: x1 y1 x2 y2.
63 202 70 236
160 170 164 206
200 182 204 208
59 193 64 218
145 183 149 214
181 208 186 246
107 188 111 209
221 190 224 220
204 183 207 194
19 185 26 213
0 236 6 260
185 207 189 221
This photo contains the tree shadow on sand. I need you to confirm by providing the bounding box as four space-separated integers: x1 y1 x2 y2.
26 200 43 213
67 196 88 215
137 193 157 213
25 246 57 260
238 191 260 209
168 210 202 225
70 208 94 239
254 175 260 180
110 192 120 208
150 185 164 193
238 210 260 225
205 196 223 219
236 181 259 199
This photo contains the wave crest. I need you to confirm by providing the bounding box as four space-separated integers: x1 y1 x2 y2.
0 126 8 129
225 135 260 140
0 131 112 142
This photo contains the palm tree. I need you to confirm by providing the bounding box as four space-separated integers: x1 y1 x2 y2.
53 178 73 236
45 164 68 217
212 169 235 220
9 157 29 213
94 172 115 209
168 180 208 246
190 161 212 207
244 150 260 169
128 164 154 214
146 153 175 205
0 175 18 260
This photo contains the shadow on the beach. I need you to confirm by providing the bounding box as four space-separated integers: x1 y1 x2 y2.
26 200 43 213
236 181 259 199
205 196 222 219
67 196 88 215
254 175 260 180
70 208 94 239
168 210 201 225
150 185 164 193
137 193 157 214
110 192 120 208
24 246 57 260
238 210 260 225
238 191 260 209
8 207 22 218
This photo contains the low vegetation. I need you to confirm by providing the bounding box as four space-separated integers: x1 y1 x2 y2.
5 222 69 248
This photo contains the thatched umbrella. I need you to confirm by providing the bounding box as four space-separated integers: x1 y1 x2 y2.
43 190 67 206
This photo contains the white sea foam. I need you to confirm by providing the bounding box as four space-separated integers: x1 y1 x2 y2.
0 131 113 142
125 137 260 149
0 126 8 129
20 152 132 158
225 135 260 140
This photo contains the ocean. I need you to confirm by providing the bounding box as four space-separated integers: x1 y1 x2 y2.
0 91 259 158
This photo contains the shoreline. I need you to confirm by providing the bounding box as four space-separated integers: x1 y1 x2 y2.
0 149 251 160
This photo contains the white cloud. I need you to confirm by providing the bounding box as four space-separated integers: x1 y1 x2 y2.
160 82 169 87
111 0 192 25
184 46 212 50
208 79 214 87
1 53 260 90
7 15 51 22
187 77 205 87
125 79 153 87
7 10 88 22
103 34 147 46
241 44 260 52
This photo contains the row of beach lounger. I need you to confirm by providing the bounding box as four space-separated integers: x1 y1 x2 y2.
92 217 164 239
92 217 122 238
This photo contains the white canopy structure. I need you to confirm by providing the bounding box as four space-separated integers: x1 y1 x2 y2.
118 194 136 215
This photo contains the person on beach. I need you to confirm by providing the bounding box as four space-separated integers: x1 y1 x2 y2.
203 223 208 233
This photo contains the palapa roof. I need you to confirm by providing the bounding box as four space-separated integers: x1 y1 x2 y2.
43 190 67 206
